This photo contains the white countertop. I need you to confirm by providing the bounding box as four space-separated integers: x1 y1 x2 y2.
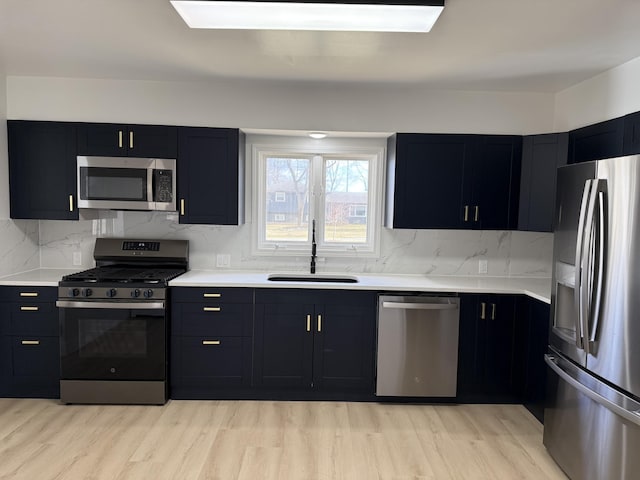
170 271 552 304
0 268 79 287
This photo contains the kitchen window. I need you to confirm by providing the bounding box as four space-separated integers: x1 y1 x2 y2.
252 143 383 257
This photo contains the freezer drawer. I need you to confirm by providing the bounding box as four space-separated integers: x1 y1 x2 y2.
544 353 640 480
376 295 459 397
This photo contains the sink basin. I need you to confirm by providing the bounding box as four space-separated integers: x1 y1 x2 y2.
267 274 359 283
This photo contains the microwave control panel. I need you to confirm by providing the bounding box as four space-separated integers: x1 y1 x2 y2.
154 170 173 203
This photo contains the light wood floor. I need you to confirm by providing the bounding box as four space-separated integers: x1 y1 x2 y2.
0 399 567 480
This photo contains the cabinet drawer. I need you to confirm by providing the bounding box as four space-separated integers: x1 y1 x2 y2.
11 336 60 377
172 287 253 303
172 303 251 336
9 303 59 336
0 286 57 302
171 336 251 387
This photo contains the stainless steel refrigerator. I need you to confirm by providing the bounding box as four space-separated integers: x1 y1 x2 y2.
545 155 640 480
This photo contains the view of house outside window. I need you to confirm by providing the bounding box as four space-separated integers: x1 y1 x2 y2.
253 144 382 256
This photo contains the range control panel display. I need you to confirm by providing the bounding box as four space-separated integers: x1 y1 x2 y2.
122 241 160 252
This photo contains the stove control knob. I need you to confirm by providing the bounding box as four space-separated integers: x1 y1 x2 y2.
143 289 154 299
83 288 93 297
131 289 141 298
69 288 80 297
106 288 117 298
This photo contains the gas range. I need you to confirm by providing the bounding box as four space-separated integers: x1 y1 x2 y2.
56 238 188 405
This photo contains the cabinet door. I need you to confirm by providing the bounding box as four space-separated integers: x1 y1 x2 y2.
518 133 568 232
623 111 640 155
254 301 314 388
127 125 177 158
469 136 522 230
313 292 375 391
457 294 519 402
77 123 128 156
568 117 624 163
7 336 60 398
521 297 550 422
8 120 78 220
177 127 244 225
390 134 469 229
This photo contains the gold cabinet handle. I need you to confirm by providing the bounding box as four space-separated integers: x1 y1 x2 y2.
202 340 221 346
21 340 40 346
491 303 496 320
69 194 74 212
463 205 469 222
20 306 39 311
306 314 311 332
317 314 322 332
129 131 134 149
203 293 221 298
203 307 221 312
480 302 486 320
180 199 185 216
474 206 479 222
118 130 123 148
19 292 38 297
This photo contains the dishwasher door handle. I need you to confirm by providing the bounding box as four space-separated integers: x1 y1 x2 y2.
381 302 458 310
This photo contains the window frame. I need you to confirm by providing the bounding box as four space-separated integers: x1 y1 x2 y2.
251 142 384 258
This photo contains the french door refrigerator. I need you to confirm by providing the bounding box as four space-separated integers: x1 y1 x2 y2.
545 156 640 480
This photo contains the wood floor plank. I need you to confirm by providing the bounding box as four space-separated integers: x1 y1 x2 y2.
0 399 567 480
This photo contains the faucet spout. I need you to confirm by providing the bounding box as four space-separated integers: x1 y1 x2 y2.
310 219 316 274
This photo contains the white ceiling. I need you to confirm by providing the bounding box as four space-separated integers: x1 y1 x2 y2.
2 0 640 93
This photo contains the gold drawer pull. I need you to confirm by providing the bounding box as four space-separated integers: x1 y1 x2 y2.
20 306 39 311
19 292 39 297
118 130 123 148
129 131 134 149
203 293 221 298
203 307 221 312
180 199 185 216
306 314 311 332
21 340 40 346
317 314 322 332
202 340 221 346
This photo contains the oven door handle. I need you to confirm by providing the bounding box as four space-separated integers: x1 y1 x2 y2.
56 300 165 310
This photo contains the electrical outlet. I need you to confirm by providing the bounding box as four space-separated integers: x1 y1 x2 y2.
73 252 82 266
216 254 231 268
478 259 488 274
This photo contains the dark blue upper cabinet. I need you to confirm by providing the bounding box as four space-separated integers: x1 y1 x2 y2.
7 120 79 220
77 123 177 158
177 127 245 225
518 133 568 232
568 117 624 163
623 111 640 155
387 133 521 230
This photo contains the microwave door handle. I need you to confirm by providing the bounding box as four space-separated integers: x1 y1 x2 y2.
574 179 592 350
148 167 155 208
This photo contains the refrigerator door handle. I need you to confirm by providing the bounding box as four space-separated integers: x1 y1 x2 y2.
580 181 600 357
589 187 606 348
545 354 640 427
574 180 593 350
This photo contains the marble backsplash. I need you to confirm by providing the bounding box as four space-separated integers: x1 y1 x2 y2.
0 219 40 276
36 211 553 277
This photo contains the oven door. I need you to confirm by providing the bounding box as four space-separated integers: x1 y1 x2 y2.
58 301 166 381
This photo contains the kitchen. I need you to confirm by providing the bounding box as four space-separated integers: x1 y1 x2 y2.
1 0 640 479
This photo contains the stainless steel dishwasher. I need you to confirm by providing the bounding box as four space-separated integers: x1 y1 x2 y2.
376 295 460 397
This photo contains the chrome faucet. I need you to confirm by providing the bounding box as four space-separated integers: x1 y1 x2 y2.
310 219 317 274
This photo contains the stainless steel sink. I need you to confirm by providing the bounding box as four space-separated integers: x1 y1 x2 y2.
267 274 359 283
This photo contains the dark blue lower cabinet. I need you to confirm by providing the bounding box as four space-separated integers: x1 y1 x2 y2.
2 336 60 398
457 294 521 403
253 289 376 395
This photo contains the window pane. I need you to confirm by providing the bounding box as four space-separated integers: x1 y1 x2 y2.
265 157 310 242
324 159 369 243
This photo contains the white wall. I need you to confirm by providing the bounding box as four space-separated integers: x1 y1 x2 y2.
555 55 640 131
6 76 556 135
0 74 41 276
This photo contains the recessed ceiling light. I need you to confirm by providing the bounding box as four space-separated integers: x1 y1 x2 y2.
170 1 445 33
309 132 328 139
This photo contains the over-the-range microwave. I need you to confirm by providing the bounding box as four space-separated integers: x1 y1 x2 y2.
77 156 176 211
